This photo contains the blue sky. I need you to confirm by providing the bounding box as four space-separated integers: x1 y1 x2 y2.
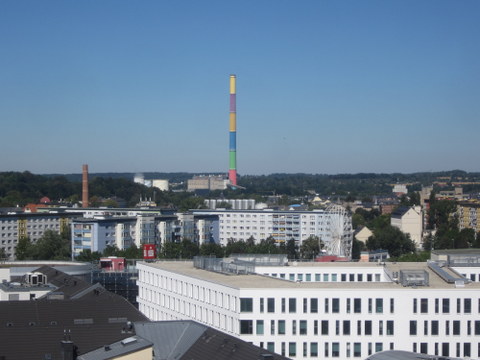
1 1 479 175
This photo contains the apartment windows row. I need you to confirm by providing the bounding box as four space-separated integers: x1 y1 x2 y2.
409 319 480 336
240 319 395 337
413 297 474 314
242 297 394 314
266 272 383 283
412 342 476 358
260 341 391 358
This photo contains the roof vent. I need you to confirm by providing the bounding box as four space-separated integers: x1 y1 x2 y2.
121 337 137 346
104 345 111 351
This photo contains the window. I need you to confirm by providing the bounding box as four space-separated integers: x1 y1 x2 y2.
379 321 383 335
336 320 340 335
306 274 311 281
332 343 340 357
289 298 296 313
442 343 449 357
267 342 274 353
464 298 472 313
386 321 394 335
413 299 417 313
311 342 318 357
431 320 439 335
457 298 461 313
376 298 383 313
445 320 450 335
435 298 439 313
474 321 480 335
375 343 383 353
390 298 394 313
315 273 320 281
354 343 361 357
420 343 428 354
303 298 308 313
332 298 340 313
281 298 286 313
365 320 372 335
354 298 361 313
271 320 275 335
341 274 347 281
314 320 318 335
357 320 362 335
278 320 285 335
323 274 329 281
420 298 428 313
343 320 351 335
357 274 363 282
292 320 297 335
260 298 264 313
453 320 460 335
300 320 307 335
311 298 318 313
346 298 351 313
332 274 337 282
349 274 355 281
424 320 428 335
267 298 275 313
256 320 264 335
368 298 372 313
240 320 253 334
442 298 450 313
325 298 329 313
464 343 471 357
321 320 329 335
240 298 253 312
289 342 296 357
325 342 329 357
410 321 417 335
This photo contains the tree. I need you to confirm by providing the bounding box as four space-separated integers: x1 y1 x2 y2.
351 239 364 260
0 248 7 261
300 236 322 259
122 244 143 259
29 230 71 260
75 249 102 262
286 238 298 260
199 243 224 257
367 225 415 258
15 236 32 260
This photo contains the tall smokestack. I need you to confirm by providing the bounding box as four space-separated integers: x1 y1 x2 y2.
228 75 237 186
82 164 89 208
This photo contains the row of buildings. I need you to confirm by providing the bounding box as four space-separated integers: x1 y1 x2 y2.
0 205 353 260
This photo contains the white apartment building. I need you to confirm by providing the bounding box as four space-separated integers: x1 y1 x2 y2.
137 258 480 360
193 207 352 257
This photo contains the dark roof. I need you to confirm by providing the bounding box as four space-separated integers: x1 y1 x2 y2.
0 267 148 360
134 320 289 360
391 206 410 218
34 265 96 299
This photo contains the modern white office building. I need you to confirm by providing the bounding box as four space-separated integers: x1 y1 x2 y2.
137 256 480 360
193 206 352 257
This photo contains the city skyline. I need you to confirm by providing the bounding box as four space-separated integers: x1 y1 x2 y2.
1 1 479 175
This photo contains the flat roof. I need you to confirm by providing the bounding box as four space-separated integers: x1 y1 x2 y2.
140 261 480 290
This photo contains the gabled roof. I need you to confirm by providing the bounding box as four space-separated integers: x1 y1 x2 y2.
134 320 289 360
391 206 410 218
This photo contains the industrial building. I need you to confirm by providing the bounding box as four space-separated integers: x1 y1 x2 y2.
137 255 480 360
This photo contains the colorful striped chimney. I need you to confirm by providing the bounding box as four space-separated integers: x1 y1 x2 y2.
228 74 237 186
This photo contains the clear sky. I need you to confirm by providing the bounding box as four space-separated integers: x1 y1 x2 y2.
1 1 479 175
